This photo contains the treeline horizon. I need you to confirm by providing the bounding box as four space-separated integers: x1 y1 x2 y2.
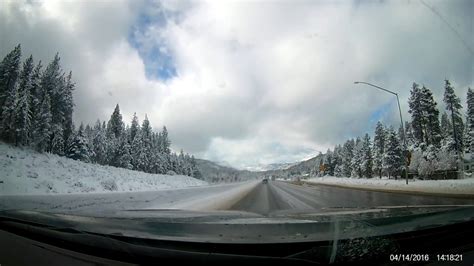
0 44 201 179
316 80 473 179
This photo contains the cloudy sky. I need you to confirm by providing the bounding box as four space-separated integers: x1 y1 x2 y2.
1 0 472 169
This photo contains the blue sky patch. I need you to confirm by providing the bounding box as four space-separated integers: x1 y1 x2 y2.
128 1 178 80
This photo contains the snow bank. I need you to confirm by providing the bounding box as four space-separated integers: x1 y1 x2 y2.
0 142 207 195
306 176 474 196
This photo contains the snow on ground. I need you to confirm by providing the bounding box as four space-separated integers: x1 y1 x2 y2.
306 176 474 196
0 142 207 195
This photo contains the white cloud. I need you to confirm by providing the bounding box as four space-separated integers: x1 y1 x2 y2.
1 0 472 169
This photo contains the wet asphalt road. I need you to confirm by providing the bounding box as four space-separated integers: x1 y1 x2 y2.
229 181 474 216
2 180 474 217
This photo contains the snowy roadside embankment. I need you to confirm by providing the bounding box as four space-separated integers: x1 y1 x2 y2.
306 176 474 196
0 142 208 195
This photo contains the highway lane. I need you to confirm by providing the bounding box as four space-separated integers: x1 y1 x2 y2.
2 180 474 217
229 181 474 216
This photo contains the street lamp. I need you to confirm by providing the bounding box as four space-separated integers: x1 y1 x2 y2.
354 81 409 185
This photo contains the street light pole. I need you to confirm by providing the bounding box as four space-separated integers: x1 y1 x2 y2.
354 81 409 185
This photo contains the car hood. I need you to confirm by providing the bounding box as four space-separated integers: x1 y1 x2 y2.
1 205 473 243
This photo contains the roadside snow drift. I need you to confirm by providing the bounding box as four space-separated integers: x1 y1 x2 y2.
0 142 207 195
307 176 474 196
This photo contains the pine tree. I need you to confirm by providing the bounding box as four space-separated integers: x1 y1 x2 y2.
404 121 416 149
131 130 148 171
467 88 474 154
323 149 334 176
421 85 442 147
443 80 464 153
32 91 52 152
361 133 373 178
332 144 344 177
161 126 171 155
67 123 91 162
92 120 107 164
130 112 139 142
1 78 18 143
351 137 363 178
372 121 386 178
383 127 402 179
440 112 452 139
107 104 124 139
408 83 424 146
29 61 43 132
117 136 133 169
190 155 201 179
62 71 75 149
440 111 456 151
342 139 354 177
0 44 21 112
15 55 34 146
41 53 63 125
463 120 470 154
50 124 64 155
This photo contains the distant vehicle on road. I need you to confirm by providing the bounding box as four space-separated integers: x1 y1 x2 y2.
262 178 268 184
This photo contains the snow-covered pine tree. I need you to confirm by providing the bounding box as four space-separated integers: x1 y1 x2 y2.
440 111 456 151
443 80 464 153
0 45 22 143
50 124 64 155
408 83 424 147
463 120 470 154
62 71 75 150
323 149 334 176
141 115 153 172
0 44 21 113
107 104 124 139
361 133 373 178
440 112 452 139
15 55 34 146
332 144 344 177
41 53 69 153
372 121 386 178
177 149 186 175
383 126 402 179
418 145 439 178
41 54 63 124
421 85 442 148
342 139 354 177
117 136 133 170
190 155 202 179
67 123 91 162
29 61 43 133
161 126 171 155
183 153 193 176
351 137 363 178
130 112 139 142
168 153 179 175
32 91 52 152
84 123 95 160
404 121 416 149
92 120 107 164
131 130 147 171
150 148 166 174
0 78 19 143
467 88 474 154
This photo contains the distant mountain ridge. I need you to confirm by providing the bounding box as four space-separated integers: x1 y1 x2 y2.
195 154 323 182
245 162 299 171
195 159 260 183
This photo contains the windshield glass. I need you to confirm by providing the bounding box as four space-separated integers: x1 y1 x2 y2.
0 0 473 265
